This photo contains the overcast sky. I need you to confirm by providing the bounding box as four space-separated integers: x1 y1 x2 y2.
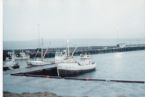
3 0 145 41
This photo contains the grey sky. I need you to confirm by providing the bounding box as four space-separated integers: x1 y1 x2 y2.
3 0 145 41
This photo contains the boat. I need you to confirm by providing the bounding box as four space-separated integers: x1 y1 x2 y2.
15 51 30 60
55 50 67 64
27 60 50 67
27 46 51 67
3 53 19 71
27 25 50 67
57 40 96 77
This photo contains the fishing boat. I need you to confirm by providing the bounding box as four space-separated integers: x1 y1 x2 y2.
57 40 96 77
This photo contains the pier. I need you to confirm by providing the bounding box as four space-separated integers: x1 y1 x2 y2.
3 44 145 60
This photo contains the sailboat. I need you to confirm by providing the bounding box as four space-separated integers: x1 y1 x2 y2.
27 40 51 67
57 40 96 77
27 25 50 67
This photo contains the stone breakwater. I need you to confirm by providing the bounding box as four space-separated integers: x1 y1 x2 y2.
3 44 145 60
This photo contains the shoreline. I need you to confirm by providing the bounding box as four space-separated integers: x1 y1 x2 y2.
3 91 75 97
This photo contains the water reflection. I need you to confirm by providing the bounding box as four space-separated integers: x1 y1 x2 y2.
113 52 124 72
114 52 123 59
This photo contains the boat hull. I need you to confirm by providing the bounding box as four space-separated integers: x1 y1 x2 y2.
27 63 49 67
3 64 20 71
58 68 96 77
3 67 10 71
27 60 51 67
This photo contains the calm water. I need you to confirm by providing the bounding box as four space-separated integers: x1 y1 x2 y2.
77 50 145 81
3 50 145 97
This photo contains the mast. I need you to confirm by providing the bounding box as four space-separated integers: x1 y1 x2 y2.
71 47 77 57
37 24 43 61
67 40 70 57
43 41 50 58
41 38 44 61
12 50 15 61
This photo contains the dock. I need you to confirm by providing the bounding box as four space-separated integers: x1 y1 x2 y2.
11 65 145 84
12 72 145 84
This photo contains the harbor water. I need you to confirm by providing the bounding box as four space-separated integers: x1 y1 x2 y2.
3 50 145 97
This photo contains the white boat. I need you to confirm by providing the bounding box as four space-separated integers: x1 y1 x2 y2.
27 46 51 67
15 52 30 60
55 50 67 64
27 25 50 67
27 60 50 67
57 40 96 77
3 54 19 71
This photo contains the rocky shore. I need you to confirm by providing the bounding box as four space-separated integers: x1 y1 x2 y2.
4 91 76 97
